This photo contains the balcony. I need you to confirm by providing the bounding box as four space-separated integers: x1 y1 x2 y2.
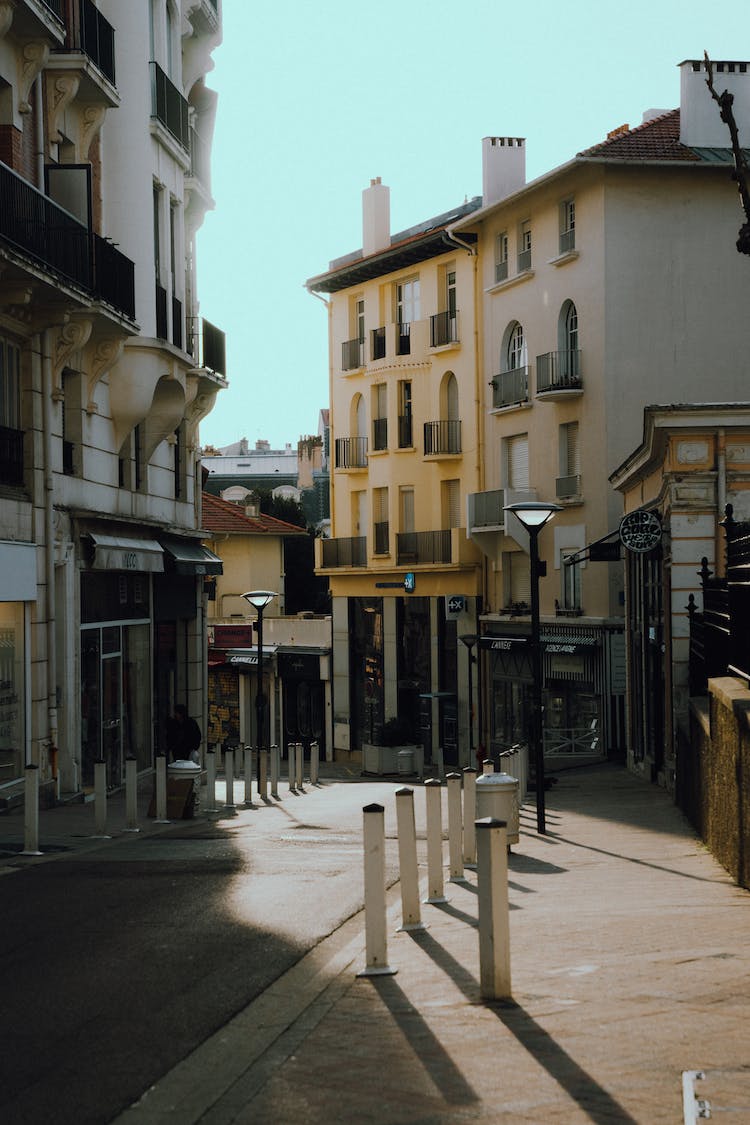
396 530 451 567
0 426 24 487
371 326 386 360
396 322 411 356
187 317 226 375
491 367 530 410
0 162 135 320
468 489 505 532
372 417 387 452
374 521 389 555
430 310 458 348
517 248 532 272
559 228 575 254
536 350 583 398
556 474 582 501
321 536 366 568
334 436 367 470
150 61 190 152
424 419 461 456
398 414 413 449
342 337 364 371
57 0 116 86
495 260 508 284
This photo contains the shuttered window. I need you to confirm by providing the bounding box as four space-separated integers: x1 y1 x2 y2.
400 487 415 532
505 433 529 489
374 486 388 524
508 551 532 606
442 479 460 529
560 421 580 476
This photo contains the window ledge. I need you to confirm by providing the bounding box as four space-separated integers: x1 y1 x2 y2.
369 448 388 457
428 340 460 354
489 401 532 416
557 496 584 507
548 249 579 267
485 269 535 295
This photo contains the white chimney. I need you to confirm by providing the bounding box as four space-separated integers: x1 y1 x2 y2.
482 137 526 206
679 59 750 148
362 177 390 256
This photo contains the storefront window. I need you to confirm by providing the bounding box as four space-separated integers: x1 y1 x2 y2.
0 602 25 782
124 624 151 772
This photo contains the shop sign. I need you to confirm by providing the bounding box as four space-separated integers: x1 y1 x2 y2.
619 510 662 554
213 624 253 647
479 635 528 651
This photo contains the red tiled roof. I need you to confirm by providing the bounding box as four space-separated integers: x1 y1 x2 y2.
201 491 307 536
577 109 701 163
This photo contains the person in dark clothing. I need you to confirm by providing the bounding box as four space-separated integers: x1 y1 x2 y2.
170 704 202 763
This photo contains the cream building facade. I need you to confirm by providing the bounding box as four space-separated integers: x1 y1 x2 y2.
0 1 225 801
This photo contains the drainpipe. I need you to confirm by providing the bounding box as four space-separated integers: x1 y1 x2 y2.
34 75 44 186
41 329 59 789
717 428 727 574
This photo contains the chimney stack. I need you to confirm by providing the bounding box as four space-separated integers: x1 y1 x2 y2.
679 59 750 148
362 177 390 256
482 137 526 206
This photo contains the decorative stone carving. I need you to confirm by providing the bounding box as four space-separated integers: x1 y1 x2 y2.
0 2 15 40
726 444 750 464
51 318 92 383
676 440 710 464
19 41 50 114
80 104 107 160
47 73 80 146
86 336 125 412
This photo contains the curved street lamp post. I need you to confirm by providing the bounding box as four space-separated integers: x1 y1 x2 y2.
241 591 278 777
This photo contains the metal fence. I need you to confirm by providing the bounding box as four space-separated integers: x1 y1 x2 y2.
688 504 750 691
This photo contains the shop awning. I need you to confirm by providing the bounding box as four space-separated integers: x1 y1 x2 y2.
88 533 164 573
228 646 278 669
161 539 223 576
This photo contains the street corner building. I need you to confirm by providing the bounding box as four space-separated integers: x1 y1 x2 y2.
0 1 226 804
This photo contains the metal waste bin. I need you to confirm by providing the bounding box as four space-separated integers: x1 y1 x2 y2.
476 771 519 844
397 748 415 775
167 759 203 817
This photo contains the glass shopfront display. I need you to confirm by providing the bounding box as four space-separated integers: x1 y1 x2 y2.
0 602 25 784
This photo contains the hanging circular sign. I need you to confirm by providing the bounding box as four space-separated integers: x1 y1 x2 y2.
619 510 662 553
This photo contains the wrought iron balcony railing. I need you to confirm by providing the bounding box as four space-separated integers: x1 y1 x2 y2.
372 417 387 451
396 530 452 566
424 419 461 455
334 436 367 469
396 322 411 356
556 474 582 500
559 228 575 254
536 350 582 393
187 317 226 375
492 367 529 409
90 232 135 319
60 0 116 85
342 337 364 371
321 536 366 568
155 283 168 340
430 310 458 347
374 521 389 555
371 326 386 360
398 414 413 449
172 295 183 349
0 425 24 486
150 61 190 151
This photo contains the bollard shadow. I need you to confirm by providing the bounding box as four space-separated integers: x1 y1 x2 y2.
430 900 479 928
408 930 638 1124
508 853 568 876
370 974 480 1107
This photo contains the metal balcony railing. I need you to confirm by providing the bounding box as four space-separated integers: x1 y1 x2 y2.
396 322 411 356
424 419 461 455
321 536 366 568
468 489 505 530
536 350 582 393
334 436 367 469
559 228 575 254
495 259 508 283
492 367 529 409
517 248 532 272
372 417 387 451
0 162 135 318
371 326 386 360
0 425 24 486
155 283 168 340
172 295 183 349
430 310 458 347
398 414 413 449
150 61 190 151
187 316 226 375
374 521 389 554
396 530 452 566
342 337 364 371
60 0 116 85
556 474 581 499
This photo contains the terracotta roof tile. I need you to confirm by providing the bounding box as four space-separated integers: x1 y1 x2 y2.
577 109 701 163
201 491 307 536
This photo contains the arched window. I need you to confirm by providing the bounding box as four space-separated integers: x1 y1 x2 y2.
443 372 459 420
559 301 580 381
506 322 527 371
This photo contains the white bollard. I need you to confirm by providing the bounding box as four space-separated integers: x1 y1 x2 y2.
476 816 511 1001
463 767 477 866
482 758 494 776
310 739 319 785
357 803 397 977
446 772 464 882
259 749 268 801
155 754 169 823
288 743 296 791
124 756 140 832
223 747 237 816
22 763 42 855
94 759 110 836
395 788 425 931
423 778 448 904
205 749 218 815
243 746 254 807
295 742 304 790
270 744 280 799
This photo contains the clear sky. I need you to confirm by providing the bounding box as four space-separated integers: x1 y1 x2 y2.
196 0 748 452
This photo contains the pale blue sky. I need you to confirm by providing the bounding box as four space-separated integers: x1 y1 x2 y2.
197 0 748 451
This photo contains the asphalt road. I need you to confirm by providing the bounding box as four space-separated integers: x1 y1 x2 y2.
0 779 404 1125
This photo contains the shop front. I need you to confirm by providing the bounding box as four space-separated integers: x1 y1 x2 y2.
0 540 35 790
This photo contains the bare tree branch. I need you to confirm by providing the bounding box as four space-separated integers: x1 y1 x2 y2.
704 51 750 255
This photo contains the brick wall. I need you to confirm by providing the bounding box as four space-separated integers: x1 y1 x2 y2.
0 125 23 170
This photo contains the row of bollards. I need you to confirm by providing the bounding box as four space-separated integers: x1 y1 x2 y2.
360 768 511 1001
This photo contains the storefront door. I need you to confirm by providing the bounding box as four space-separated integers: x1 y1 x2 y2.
102 649 122 788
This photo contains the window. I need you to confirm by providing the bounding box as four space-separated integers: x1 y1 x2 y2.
518 220 532 272
61 368 83 476
400 486 415 533
352 490 367 537
504 432 529 489
560 548 582 611
442 479 460 529
173 423 183 499
558 421 580 499
153 183 167 339
557 300 581 382
373 487 389 554
398 380 413 448
495 231 508 282
0 336 22 486
396 277 419 355
559 199 575 253
506 322 527 371
373 383 387 451
507 551 531 607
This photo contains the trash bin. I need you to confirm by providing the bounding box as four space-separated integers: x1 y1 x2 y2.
167 759 203 818
476 771 519 844
397 748 415 775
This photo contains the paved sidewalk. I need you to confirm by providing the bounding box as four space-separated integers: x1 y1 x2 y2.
103 763 749 1125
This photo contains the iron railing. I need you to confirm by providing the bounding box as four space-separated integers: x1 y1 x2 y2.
430 310 458 347
536 350 582 393
396 322 411 356
0 425 24 486
187 316 226 375
371 326 386 360
372 417 387 451
321 536 366 567
172 295 183 349
517 247 532 272
155 283 168 340
556 474 581 499
424 419 461 455
495 260 508 283
334 436 367 469
374 521 389 554
559 227 575 254
61 0 116 85
396 530 451 566
150 61 189 151
492 366 529 409
398 414 413 448
342 337 364 370
90 232 135 319
687 505 750 690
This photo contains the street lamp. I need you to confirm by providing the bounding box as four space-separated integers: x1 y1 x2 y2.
459 633 478 767
241 591 277 769
503 501 561 834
